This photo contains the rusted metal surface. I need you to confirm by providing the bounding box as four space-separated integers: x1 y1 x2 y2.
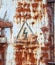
15 42 50 65
0 19 13 28
0 43 8 65
14 0 47 23
0 0 52 65
13 34 50 65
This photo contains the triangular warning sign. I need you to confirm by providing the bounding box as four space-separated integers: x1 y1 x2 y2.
17 22 34 39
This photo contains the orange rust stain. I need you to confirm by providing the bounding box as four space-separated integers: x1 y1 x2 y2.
24 8 31 12
34 0 42 2
42 53 48 58
0 44 7 65
40 33 42 35
16 7 24 12
41 27 49 32
33 15 38 19
41 47 49 51
15 1 48 23
15 43 50 65
31 22 35 25
32 3 38 8
17 2 23 6
23 3 30 7
29 53 36 64
43 4 47 8
15 45 36 65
